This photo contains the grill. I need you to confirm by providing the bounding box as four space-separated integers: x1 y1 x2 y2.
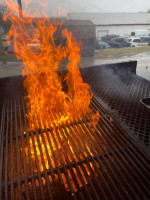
0 62 150 200
0 97 150 200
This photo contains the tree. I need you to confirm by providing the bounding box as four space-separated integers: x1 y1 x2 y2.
0 2 12 35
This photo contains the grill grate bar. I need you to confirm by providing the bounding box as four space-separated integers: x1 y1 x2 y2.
22 98 38 200
14 99 23 200
10 100 14 200
4 100 9 200
34 128 54 200
28 130 46 200
18 97 30 200
0 100 6 200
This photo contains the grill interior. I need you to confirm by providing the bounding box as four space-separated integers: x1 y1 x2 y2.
0 97 150 200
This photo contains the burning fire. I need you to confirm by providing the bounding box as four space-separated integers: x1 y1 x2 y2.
4 0 99 129
5 1 100 194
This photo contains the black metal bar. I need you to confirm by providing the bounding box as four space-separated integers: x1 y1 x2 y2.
22 98 38 200
0 100 6 200
14 99 22 200
10 99 14 200
5 100 9 200
29 131 45 200
17 97 30 200
34 127 54 200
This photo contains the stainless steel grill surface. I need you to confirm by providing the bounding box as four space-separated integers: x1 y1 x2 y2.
0 97 150 200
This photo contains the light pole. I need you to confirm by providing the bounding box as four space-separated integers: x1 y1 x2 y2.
17 0 23 18
17 0 22 10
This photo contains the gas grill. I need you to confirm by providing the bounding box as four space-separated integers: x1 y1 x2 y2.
0 61 150 200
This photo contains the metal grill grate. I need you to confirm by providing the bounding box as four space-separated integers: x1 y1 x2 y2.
0 97 150 200
83 69 150 148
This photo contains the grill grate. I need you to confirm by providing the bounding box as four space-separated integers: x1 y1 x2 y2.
0 97 150 200
83 69 150 149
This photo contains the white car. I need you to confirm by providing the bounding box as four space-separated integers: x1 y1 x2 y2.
127 38 141 47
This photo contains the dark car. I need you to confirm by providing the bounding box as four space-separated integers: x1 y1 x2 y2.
101 34 119 42
95 41 110 49
108 38 131 48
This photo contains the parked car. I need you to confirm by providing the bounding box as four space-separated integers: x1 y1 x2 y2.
6 46 16 54
101 34 118 43
108 38 131 48
95 40 110 49
126 38 141 47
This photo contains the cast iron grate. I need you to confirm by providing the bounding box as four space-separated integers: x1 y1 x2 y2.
0 97 149 200
84 72 150 148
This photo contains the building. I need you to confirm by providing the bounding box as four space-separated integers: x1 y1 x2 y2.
55 20 96 56
26 19 96 56
67 13 150 39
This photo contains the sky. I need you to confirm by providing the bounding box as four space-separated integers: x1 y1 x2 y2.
46 0 150 15
1 0 150 16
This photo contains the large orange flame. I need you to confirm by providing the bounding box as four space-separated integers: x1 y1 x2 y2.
4 0 99 129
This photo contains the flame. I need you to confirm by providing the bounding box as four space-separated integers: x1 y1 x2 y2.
5 0 100 192
5 0 97 129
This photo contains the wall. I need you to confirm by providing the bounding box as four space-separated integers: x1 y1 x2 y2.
96 24 150 39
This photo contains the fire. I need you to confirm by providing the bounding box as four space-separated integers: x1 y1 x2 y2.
5 0 100 193
5 0 97 129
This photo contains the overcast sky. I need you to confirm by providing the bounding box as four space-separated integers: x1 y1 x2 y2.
46 0 150 15
1 0 150 16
